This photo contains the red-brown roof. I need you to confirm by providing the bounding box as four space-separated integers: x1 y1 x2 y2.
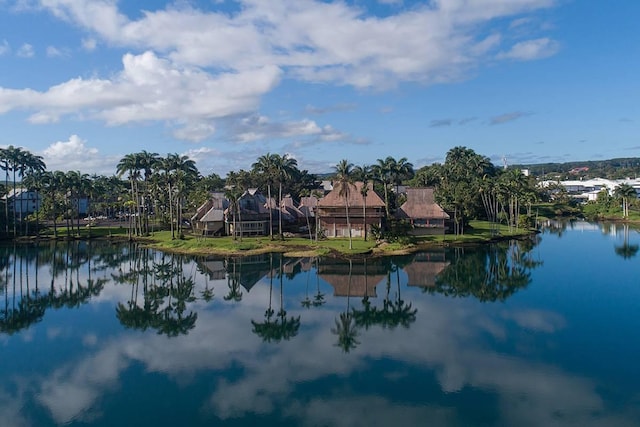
317 181 385 208
397 187 449 219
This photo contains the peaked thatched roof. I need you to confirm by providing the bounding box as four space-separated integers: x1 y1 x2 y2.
192 193 228 222
317 181 385 208
397 187 449 219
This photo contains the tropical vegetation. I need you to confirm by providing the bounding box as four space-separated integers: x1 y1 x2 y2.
3 144 637 246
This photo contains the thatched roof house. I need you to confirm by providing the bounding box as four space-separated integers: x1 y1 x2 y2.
316 181 386 238
396 187 449 235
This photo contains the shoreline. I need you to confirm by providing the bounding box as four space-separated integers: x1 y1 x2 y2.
7 225 538 259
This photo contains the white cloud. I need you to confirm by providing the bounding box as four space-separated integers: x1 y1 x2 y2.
46 45 67 57
81 37 97 51
497 37 560 61
31 0 558 88
0 39 10 56
172 121 216 142
0 0 560 151
181 146 220 167
490 111 533 125
232 115 347 144
41 134 119 174
16 43 34 58
0 51 282 135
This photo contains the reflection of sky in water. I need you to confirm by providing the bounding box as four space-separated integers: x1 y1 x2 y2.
0 222 639 426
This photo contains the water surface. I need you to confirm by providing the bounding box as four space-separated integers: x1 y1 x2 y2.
1 221 639 426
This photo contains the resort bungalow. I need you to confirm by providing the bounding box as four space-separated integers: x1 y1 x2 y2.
298 196 318 234
278 196 306 232
396 187 449 235
191 192 228 236
316 181 386 238
225 189 272 237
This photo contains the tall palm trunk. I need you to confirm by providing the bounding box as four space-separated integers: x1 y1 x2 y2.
238 199 243 242
12 168 17 237
168 181 175 239
383 184 390 218
278 182 283 239
267 184 273 240
362 195 367 241
345 196 352 250
3 166 8 235
231 200 237 241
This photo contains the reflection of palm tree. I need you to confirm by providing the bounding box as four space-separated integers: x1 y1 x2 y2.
332 259 360 352
352 296 378 330
114 251 198 337
312 258 325 307
224 275 243 302
196 263 215 302
429 240 541 302
614 224 639 259
251 255 300 342
331 312 360 353
301 262 312 308
201 285 215 302
116 299 156 331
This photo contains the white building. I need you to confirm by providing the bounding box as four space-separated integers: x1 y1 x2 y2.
541 178 640 201
2 188 90 215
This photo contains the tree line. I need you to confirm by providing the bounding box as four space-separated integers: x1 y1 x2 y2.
7 144 627 241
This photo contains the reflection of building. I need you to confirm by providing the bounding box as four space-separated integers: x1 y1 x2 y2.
225 254 274 293
317 259 387 297
197 259 227 280
403 251 449 288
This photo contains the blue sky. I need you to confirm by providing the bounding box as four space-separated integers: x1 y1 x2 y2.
0 0 638 177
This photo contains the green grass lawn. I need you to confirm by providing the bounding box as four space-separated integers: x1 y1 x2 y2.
142 220 534 257
26 221 534 257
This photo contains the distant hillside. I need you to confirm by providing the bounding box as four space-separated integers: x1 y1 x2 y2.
513 157 640 180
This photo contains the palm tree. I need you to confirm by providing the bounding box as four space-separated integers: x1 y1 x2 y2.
1 146 43 237
273 154 298 239
334 159 355 250
14 150 46 236
354 165 371 241
136 151 160 235
159 154 199 239
19 151 46 234
3 146 22 236
614 183 636 219
225 170 250 241
252 153 278 239
22 164 49 237
389 157 414 196
0 147 10 235
372 157 393 218
116 154 141 239
39 171 61 238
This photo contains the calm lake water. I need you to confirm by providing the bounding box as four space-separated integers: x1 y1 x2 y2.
1 221 639 426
